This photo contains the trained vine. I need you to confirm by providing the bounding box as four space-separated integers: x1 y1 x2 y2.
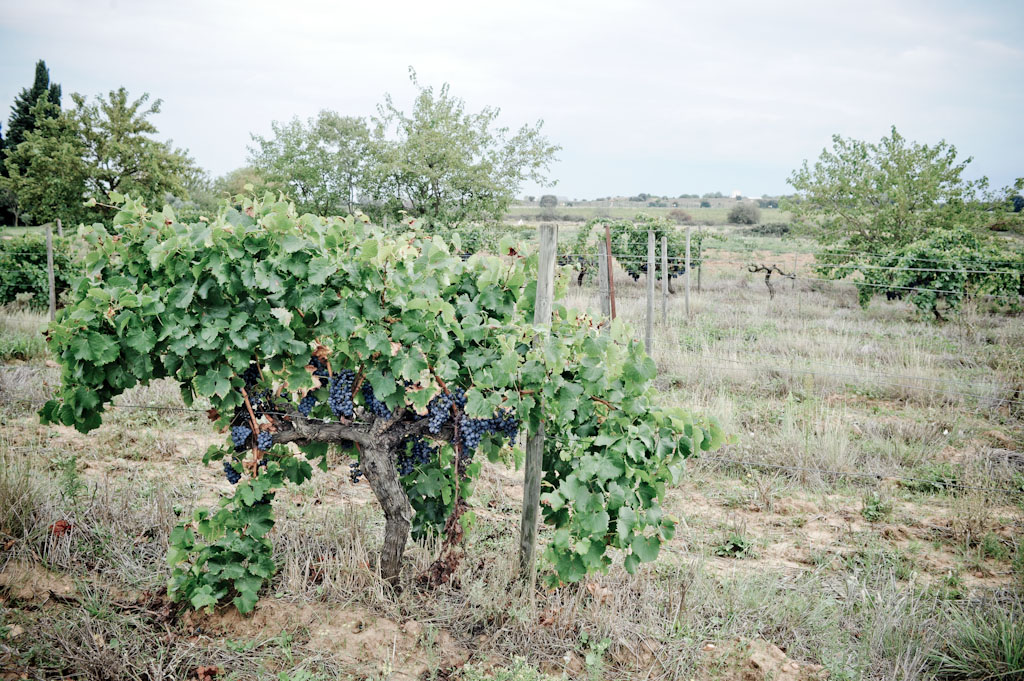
40 194 724 612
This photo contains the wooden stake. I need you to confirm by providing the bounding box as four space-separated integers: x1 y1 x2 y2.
45 223 56 321
604 225 616 319
661 235 668 323
646 230 655 354
520 223 557 588
684 225 692 318
598 240 611 322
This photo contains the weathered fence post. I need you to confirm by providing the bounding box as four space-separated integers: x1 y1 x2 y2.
520 223 558 587
56 218 63 238
661 235 668 323
598 241 611 323
46 222 56 321
697 230 703 294
604 225 617 320
685 225 692 318
791 252 797 290
646 230 655 354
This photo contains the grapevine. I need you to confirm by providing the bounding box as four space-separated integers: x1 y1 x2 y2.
40 193 725 612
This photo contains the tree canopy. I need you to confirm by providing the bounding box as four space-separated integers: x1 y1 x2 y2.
364 69 560 226
5 60 62 154
69 87 198 207
784 127 991 252
1 98 88 226
249 111 369 216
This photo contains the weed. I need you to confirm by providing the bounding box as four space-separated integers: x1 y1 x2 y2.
713 532 756 559
861 491 894 522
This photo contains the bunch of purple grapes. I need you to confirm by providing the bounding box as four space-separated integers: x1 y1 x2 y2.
329 370 355 417
361 382 392 419
231 425 251 451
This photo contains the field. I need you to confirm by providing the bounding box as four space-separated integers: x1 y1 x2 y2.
505 200 790 228
1 227 1022 680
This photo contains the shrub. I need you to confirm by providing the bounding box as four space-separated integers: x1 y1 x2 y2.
668 208 693 224
727 202 762 225
700 200 712 208
745 222 791 236
0 233 83 309
538 194 557 208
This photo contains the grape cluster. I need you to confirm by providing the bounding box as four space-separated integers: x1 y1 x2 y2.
329 370 355 417
241 363 261 389
426 387 467 433
349 460 363 484
230 425 252 451
397 437 435 476
249 389 273 417
309 356 329 378
298 393 317 416
361 383 392 419
223 459 241 485
257 430 273 451
457 409 520 472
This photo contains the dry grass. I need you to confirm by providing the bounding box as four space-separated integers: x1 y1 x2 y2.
0 235 1022 680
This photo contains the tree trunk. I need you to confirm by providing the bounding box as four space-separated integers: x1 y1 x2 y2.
357 445 412 585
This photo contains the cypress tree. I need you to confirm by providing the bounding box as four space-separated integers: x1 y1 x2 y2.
6 60 62 152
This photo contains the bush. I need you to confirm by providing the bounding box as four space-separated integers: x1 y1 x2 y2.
727 202 762 225
745 222 791 236
668 209 693 224
700 200 712 208
0 234 83 309
538 194 557 208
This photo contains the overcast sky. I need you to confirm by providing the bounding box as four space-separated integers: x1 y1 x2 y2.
1 0 1021 199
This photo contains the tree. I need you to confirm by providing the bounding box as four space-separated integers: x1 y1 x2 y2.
68 88 197 207
249 111 369 215
5 60 62 154
727 202 761 225
784 127 991 252
538 194 558 208
365 69 560 226
40 194 724 611
0 99 87 226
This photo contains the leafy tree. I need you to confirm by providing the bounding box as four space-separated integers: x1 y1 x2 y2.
213 166 272 199
784 127 992 253
727 202 761 225
5 60 61 154
538 194 558 208
249 111 369 215
69 88 197 207
0 99 87 226
365 69 560 226
40 194 723 611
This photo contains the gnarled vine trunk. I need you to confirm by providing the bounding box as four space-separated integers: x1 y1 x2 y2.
358 445 413 584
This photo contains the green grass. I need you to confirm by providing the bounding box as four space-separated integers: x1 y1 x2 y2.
0 311 48 362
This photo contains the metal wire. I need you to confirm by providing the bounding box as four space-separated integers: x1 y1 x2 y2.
696 355 1024 407
697 455 1023 496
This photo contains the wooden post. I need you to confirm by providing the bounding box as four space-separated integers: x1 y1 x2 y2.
684 225 692 318
597 242 611 321
56 218 63 238
791 252 797 289
45 223 56 321
604 225 616 320
645 230 655 354
661 235 668 323
697 233 703 294
520 223 557 586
